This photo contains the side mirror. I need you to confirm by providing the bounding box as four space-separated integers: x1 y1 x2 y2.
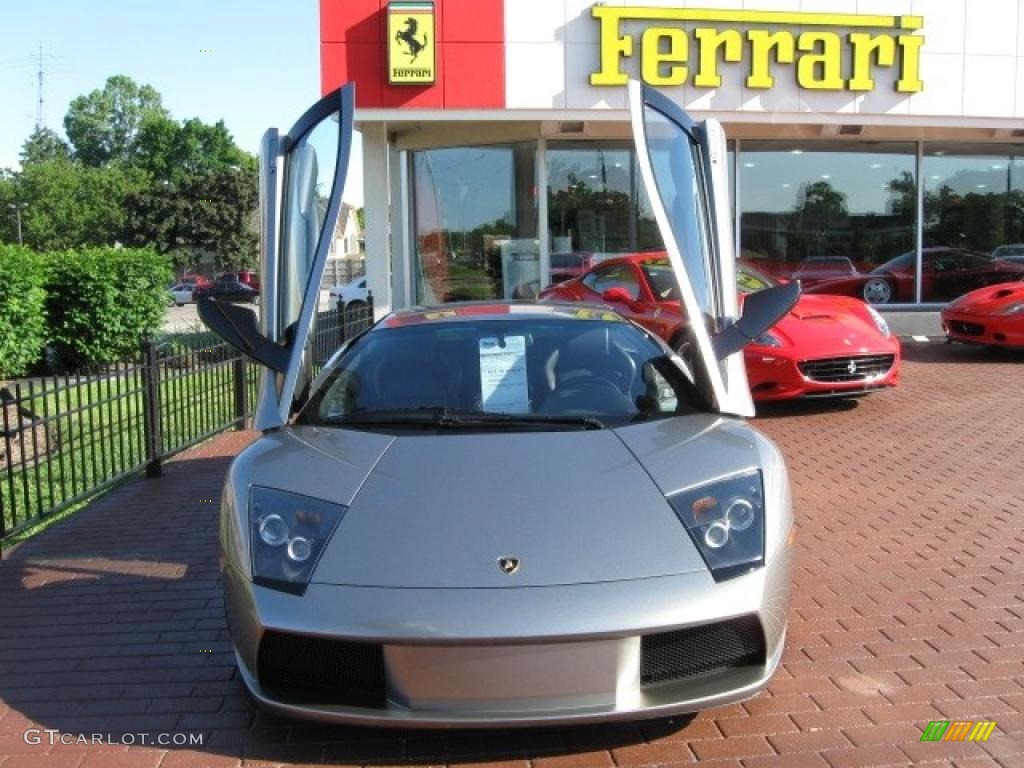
197 297 290 372
712 282 800 360
601 286 635 304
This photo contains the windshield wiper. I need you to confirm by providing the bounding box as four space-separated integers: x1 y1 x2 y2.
324 407 604 430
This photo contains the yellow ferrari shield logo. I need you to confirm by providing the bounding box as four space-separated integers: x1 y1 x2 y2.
388 2 436 85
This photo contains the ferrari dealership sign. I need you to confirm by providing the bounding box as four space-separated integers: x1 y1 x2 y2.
590 7 924 93
387 1 436 84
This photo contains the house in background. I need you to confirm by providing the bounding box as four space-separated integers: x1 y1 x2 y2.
324 202 364 287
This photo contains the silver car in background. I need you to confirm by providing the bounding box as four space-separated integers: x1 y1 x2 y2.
199 82 800 727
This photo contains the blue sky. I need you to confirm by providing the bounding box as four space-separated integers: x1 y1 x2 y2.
0 0 364 204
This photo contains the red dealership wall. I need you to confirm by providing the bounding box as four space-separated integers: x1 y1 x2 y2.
320 0 505 109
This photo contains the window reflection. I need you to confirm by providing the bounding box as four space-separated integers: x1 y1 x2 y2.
546 144 663 286
412 143 538 304
739 142 917 305
921 146 1024 302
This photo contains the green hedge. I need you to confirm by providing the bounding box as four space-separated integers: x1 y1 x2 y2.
44 247 172 369
0 246 48 378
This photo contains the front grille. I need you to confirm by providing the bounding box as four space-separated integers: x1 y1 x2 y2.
257 630 386 707
640 616 765 687
949 320 985 337
798 354 895 383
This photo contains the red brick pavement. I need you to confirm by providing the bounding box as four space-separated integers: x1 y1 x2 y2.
0 342 1022 767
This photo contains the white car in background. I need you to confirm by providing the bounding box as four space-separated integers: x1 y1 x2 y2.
328 276 368 311
169 283 195 306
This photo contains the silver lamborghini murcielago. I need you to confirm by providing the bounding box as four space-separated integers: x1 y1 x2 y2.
199 82 801 727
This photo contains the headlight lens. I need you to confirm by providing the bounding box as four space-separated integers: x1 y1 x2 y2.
250 487 347 594
667 471 765 582
866 306 890 337
999 301 1024 315
754 331 782 347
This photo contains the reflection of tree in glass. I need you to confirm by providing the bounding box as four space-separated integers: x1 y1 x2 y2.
924 180 1024 252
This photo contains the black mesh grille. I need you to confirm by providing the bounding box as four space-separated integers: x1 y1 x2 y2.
641 617 765 687
798 354 895 383
257 630 386 707
949 320 985 337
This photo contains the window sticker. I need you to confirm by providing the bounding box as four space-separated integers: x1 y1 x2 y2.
479 335 529 413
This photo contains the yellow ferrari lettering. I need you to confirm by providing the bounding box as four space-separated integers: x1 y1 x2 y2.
589 7 924 93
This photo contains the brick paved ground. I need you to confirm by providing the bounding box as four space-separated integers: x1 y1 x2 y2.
1 342 1022 768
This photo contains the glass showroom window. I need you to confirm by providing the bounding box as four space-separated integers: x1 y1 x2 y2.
412 143 538 303
739 142 917 305
921 145 1024 303
546 144 664 286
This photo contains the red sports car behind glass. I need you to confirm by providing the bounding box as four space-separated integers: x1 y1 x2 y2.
942 281 1024 349
540 254 901 401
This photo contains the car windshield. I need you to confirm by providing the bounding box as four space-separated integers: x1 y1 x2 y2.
640 260 680 301
736 265 778 294
300 316 703 431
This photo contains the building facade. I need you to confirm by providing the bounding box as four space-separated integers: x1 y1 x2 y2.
321 0 1024 316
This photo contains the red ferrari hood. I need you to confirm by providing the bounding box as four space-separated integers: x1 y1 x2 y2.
946 282 1024 315
770 294 890 353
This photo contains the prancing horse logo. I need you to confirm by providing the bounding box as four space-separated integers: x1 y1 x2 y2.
847 360 858 375
395 17 428 62
497 557 520 575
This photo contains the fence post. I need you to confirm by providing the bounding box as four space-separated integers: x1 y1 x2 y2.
233 355 247 430
140 337 163 478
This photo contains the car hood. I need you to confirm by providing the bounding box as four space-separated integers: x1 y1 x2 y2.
946 282 1024 315
281 422 736 589
768 294 890 352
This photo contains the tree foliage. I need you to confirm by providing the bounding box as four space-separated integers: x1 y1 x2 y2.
1 74 258 269
20 127 71 166
0 246 47 378
64 75 169 166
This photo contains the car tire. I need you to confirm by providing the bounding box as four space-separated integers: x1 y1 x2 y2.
862 277 893 305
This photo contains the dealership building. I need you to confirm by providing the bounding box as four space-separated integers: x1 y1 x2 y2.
320 0 1024 318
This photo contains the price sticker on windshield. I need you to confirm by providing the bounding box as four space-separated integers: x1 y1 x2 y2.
479 336 529 414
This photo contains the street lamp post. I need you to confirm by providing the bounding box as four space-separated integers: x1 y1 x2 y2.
7 203 27 246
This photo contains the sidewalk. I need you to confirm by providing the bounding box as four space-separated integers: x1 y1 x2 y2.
0 342 1022 768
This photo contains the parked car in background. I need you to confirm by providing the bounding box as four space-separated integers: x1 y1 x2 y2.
791 256 895 306
169 283 195 306
179 273 212 289
868 247 1024 303
942 281 1024 349
540 254 901 400
991 244 1024 265
219 269 260 292
328 275 368 311
194 275 260 304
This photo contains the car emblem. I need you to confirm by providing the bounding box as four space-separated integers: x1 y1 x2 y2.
497 557 520 575
847 360 858 375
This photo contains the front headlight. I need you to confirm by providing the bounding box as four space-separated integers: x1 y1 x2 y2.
667 471 765 582
250 487 347 594
754 331 782 348
866 306 890 337
998 302 1024 315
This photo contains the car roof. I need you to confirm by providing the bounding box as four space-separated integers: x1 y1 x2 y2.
383 301 628 328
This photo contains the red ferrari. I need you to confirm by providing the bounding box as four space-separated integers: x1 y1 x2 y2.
941 281 1024 349
539 254 901 400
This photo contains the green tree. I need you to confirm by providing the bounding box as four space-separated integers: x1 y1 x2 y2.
20 127 71 166
64 75 169 166
14 160 146 250
124 116 258 268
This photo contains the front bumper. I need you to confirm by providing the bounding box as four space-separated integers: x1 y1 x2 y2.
942 310 1024 348
222 546 791 727
746 347 901 401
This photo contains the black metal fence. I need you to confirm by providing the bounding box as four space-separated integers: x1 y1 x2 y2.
0 300 375 541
